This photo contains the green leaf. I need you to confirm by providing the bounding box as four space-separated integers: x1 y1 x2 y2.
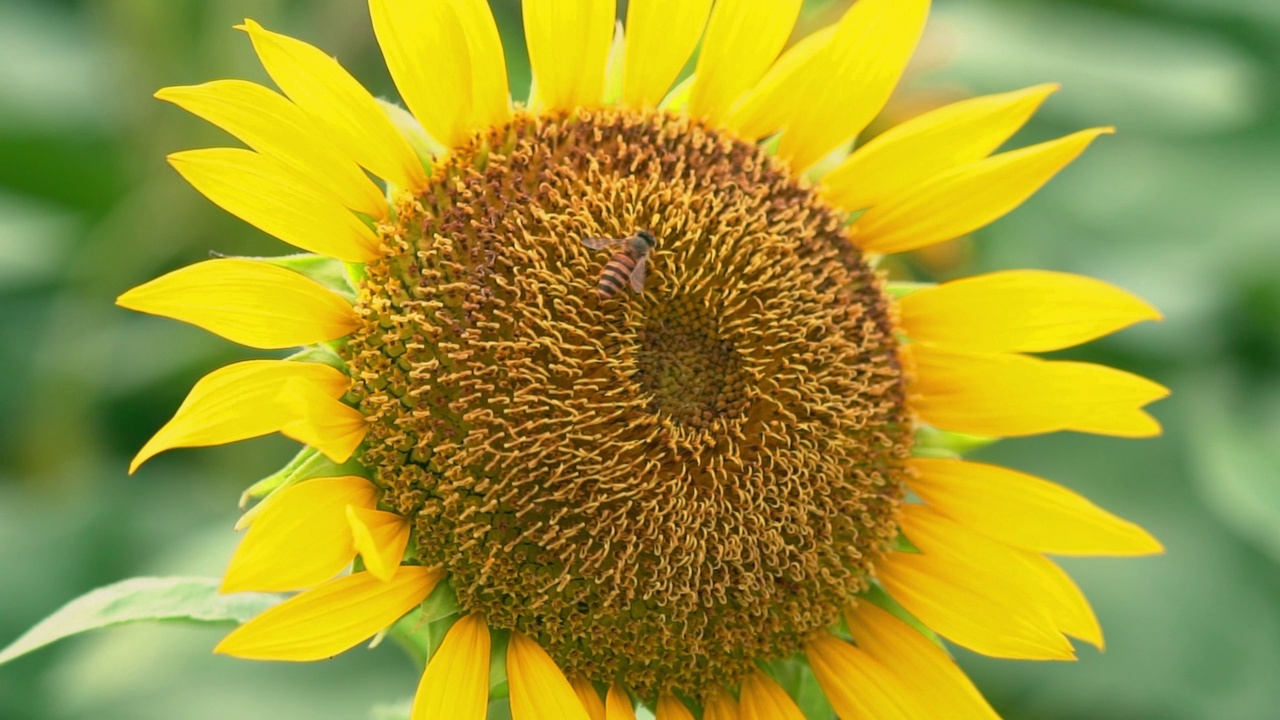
0 577 281 665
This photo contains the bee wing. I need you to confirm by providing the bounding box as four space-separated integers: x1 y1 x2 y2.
630 255 647 293
582 236 626 250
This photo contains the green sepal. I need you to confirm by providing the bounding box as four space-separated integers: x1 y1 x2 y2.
263 253 356 301
913 425 999 456
486 698 512 720
526 75 542 111
805 143 854 184
236 446 369 527
759 132 782 156
602 21 626 106
0 577 282 666
860 583 943 647
386 580 461 667
376 97 441 177
346 261 369 290
658 74 694 113
760 654 836 720
884 281 936 299
287 343 348 372
239 445 310 507
487 629 510 700
909 446 960 460
204 252 357 301
890 528 920 554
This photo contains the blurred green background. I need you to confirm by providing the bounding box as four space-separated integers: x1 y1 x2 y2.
1 0 1277 717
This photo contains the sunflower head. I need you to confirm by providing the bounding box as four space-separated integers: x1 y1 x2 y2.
119 0 1167 717
350 107 911 696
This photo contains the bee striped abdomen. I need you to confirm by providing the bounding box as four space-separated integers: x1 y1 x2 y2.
583 229 654 298
598 252 638 298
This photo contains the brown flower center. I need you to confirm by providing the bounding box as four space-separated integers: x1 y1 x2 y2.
343 109 911 700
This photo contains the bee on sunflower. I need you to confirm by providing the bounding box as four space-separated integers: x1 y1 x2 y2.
114 0 1166 717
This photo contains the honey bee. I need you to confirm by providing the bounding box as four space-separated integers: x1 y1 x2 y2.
581 230 656 298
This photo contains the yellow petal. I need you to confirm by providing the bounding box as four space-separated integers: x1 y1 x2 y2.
369 0 509 150
703 688 740 720
739 670 804 720
571 675 606 720
117 258 358 350
723 25 837 141
222 476 377 593
238 19 426 191
902 505 1103 649
154 80 387 219
1080 406 1163 437
822 84 1058 211
899 270 1162 353
523 0 617 112
452 0 512 131
688 0 803 125
411 613 491 720
876 556 1072 661
214 565 442 661
805 634 911 720
605 684 635 720
346 505 411 582
855 128 1111 254
907 344 1168 438
129 360 349 473
908 458 1163 556
845 602 999 720
775 0 930 172
278 378 369 463
167 148 380 262
621 0 712 109
655 694 694 720
1032 557 1103 648
879 505 1077 660
507 631 591 720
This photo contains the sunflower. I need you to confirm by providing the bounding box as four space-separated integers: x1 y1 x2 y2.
118 0 1167 717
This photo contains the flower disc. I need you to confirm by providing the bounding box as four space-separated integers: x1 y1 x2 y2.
347 109 912 697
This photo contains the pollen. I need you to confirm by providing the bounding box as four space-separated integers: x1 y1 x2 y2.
344 109 912 700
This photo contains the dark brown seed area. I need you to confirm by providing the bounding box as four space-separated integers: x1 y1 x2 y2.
344 109 911 700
